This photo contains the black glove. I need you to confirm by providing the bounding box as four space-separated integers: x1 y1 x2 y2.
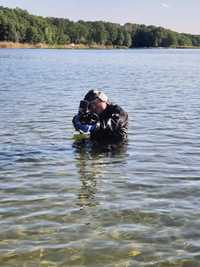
72 115 97 134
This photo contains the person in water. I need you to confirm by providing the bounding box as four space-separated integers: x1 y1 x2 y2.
72 90 128 143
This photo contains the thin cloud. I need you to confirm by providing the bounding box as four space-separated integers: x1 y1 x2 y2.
161 3 170 8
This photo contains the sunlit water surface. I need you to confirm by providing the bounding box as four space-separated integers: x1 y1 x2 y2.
0 49 200 267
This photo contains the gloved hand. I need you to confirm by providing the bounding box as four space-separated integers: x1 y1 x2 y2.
72 115 97 134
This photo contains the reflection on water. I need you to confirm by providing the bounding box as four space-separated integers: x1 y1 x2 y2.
73 139 128 208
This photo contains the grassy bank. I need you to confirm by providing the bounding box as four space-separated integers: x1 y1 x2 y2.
0 42 199 49
0 42 122 49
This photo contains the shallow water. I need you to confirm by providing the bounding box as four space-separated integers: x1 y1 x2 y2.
0 48 200 266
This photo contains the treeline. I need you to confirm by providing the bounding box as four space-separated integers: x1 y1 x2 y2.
0 6 200 48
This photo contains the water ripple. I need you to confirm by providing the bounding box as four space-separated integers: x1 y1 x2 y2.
1 48 200 266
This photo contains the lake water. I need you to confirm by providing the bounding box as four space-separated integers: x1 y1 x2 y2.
0 48 200 267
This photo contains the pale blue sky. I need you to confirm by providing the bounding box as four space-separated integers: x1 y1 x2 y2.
0 0 199 34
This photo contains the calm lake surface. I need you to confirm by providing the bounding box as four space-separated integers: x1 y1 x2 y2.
0 48 200 267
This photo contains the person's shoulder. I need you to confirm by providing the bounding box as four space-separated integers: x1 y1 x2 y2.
109 103 127 115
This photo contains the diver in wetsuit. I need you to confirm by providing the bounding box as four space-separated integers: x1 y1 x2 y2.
72 90 128 143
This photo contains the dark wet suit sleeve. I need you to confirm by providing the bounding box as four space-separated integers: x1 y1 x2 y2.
91 105 128 142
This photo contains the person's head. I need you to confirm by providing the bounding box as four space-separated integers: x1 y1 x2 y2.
84 90 109 115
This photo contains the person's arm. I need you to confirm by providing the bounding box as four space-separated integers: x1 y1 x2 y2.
92 106 128 140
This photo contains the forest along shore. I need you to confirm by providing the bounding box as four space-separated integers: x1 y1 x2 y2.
0 6 200 49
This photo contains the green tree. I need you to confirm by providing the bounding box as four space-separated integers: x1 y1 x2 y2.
25 26 43 43
123 31 132 47
161 31 177 47
91 22 108 45
105 22 119 45
151 27 165 47
133 27 154 47
116 29 125 46
178 34 192 46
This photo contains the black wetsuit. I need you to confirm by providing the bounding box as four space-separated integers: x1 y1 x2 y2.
91 103 128 143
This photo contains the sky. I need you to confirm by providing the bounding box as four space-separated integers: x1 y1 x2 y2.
0 0 199 34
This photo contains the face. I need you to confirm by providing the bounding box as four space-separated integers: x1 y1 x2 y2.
89 99 107 115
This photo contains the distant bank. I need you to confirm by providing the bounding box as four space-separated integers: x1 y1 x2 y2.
0 42 199 49
0 42 123 49
0 6 200 49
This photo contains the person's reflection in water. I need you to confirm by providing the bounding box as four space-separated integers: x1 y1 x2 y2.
73 138 128 208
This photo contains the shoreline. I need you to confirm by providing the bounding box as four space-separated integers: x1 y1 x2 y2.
0 42 199 49
0 42 122 49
